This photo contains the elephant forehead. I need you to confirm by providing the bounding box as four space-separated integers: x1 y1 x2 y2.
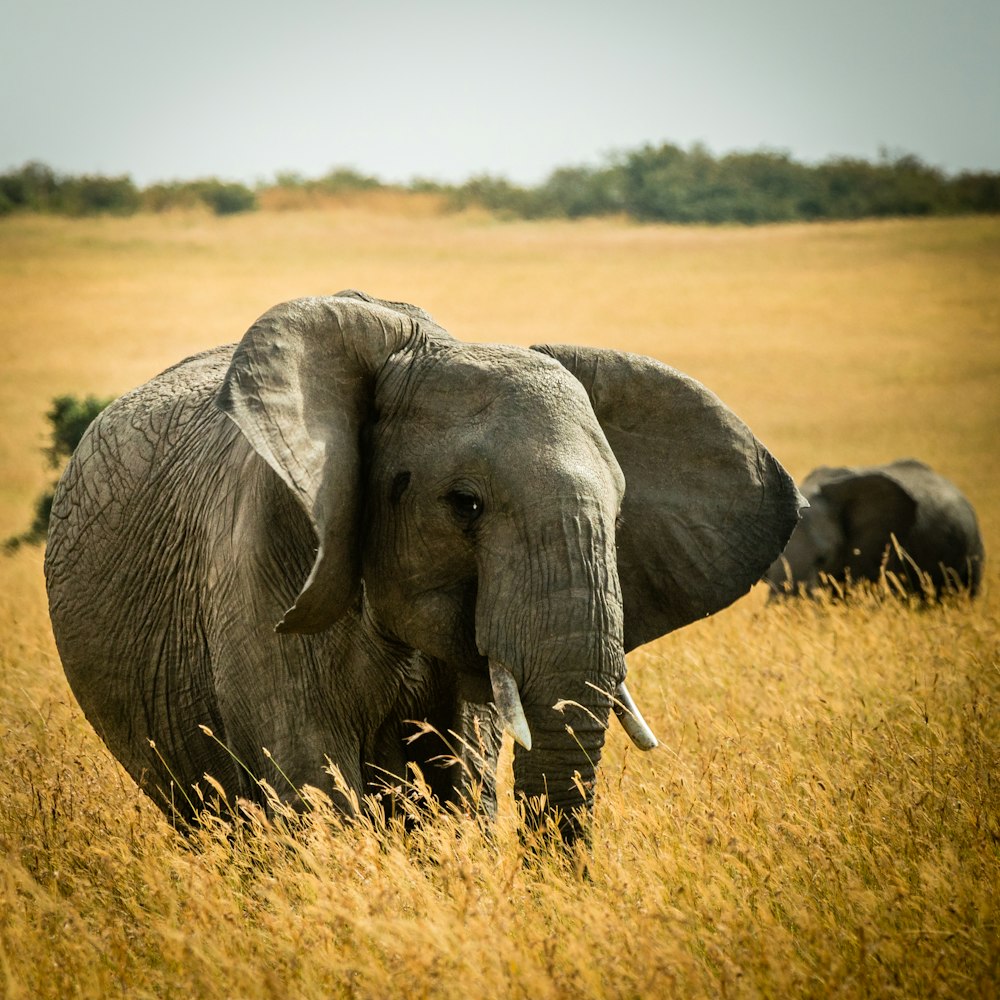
379 343 624 493
402 343 597 424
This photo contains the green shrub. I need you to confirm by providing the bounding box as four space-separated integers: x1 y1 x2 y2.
0 164 257 217
140 179 257 215
533 165 625 218
948 170 1000 214
0 161 60 214
315 168 383 194
43 395 112 467
196 180 257 215
56 174 140 216
0 163 138 216
141 181 205 213
5 394 113 552
262 167 386 202
446 175 541 218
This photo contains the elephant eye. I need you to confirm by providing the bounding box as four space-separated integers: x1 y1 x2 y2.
444 488 483 525
390 471 411 505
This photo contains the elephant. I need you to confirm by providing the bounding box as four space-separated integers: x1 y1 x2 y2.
45 291 801 844
764 459 984 599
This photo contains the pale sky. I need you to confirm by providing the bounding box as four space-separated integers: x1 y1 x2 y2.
3 0 998 186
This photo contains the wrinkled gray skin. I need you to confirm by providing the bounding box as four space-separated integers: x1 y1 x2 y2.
765 459 984 599
45 292 800 843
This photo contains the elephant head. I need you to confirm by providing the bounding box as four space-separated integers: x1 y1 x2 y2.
764 465 918 595
219 292 800 841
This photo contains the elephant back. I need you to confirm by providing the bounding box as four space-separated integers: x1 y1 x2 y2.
44 344 244 811
881 459 985 594
45 345 238 580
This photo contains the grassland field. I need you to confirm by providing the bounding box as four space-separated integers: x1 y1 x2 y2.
0 204 998 998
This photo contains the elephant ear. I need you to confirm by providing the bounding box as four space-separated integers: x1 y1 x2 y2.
218 294 449 634
818 472 917 575
333 288 452 339
532 345 803 650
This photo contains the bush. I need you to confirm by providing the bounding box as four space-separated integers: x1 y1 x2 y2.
4 394 113 552
0 163 257 217
195 180 257 215
533 165 625 218
314 168 383 194
446 175 542 218
0 161 60 214
951 171 1000 213
141 181 205 213
42 395 112 468
262 167 384 196
56 174 141 216
140 179 257 215
0 163 139 217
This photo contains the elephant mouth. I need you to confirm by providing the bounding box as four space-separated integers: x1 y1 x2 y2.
488 659 657 752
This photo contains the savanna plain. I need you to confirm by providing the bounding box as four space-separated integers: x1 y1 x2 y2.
0 203 998 998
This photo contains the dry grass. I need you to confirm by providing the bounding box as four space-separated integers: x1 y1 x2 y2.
0 208 998 998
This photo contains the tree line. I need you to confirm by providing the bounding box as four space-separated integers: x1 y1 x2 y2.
434 145 1000 222
0 162 257 217
3 144 998 223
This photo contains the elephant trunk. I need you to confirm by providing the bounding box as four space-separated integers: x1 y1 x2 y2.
511 657 617 845
477 506 653 844
484 612 626 846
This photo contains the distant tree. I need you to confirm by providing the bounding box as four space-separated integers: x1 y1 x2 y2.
447 175 540 217
950 171 1000 214
812 154 948 219
620 142 692 221
714 150 815 222
533 164 625 218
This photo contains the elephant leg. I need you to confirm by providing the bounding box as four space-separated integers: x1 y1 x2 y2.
446 672 502 820
404 671 501 820
368 670 501 824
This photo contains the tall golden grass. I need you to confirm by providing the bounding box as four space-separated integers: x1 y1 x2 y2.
0 207 997 998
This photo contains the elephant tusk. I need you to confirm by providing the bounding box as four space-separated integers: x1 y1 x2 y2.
614 681 658 750
489 661 532 751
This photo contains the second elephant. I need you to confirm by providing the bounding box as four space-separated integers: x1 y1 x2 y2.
765 459 984 598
